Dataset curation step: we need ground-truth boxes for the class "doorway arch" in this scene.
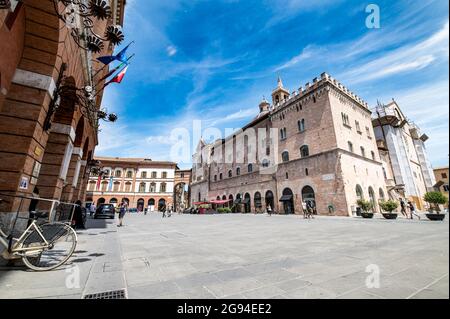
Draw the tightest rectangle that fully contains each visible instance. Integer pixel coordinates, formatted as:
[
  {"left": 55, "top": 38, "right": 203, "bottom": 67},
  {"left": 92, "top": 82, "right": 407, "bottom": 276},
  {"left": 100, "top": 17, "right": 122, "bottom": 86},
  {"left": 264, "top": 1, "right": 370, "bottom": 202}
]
[
  {"left": 137, "top": 199, "right": 145, "bottom": 212},
  {"left": 158, "top": 199, "right": 167, "bottom": 212},
  {"left": 265, "top": 191, "right": 274, "bottom": 211},
  {"left": 281, "top": 188, "right": 294, "bottom": 214},
  {"left": 244, "top": 193, "right": 251, "bottom": 213}
]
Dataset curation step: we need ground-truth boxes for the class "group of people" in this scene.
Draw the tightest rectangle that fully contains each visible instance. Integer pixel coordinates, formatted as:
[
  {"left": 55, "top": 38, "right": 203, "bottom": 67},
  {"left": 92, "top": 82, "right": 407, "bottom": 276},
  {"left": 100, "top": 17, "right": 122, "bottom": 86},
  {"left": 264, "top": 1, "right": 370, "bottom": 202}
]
[
  {"left": 400, "top": 198, "right": 421, "bottom": 220},
  {"left": 266, "top": 201, "right": 317, "bottom": 219}
]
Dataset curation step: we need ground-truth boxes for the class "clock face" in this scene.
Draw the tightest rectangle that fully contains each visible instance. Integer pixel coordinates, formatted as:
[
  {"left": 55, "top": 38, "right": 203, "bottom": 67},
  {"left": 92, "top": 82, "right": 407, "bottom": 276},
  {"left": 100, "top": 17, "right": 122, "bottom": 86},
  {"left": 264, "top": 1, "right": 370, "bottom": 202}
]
[{"left": 85, "top": 86, "right": 93, "bottom": 93}]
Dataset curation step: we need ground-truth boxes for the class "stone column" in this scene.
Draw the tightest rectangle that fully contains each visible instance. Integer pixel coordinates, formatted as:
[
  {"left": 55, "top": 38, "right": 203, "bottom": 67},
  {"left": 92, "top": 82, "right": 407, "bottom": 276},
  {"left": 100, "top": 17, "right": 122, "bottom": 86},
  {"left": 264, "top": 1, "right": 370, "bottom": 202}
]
[{"left": 36, "top": 123, "right": 75, "bottom": 200}]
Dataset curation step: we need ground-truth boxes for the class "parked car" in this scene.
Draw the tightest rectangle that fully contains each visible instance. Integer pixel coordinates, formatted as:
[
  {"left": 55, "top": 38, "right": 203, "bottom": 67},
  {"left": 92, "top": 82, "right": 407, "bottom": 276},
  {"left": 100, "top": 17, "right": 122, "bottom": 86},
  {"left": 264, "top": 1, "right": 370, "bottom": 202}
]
[{"left": 95, "top": 204, "right": 116, "bottom": 219}]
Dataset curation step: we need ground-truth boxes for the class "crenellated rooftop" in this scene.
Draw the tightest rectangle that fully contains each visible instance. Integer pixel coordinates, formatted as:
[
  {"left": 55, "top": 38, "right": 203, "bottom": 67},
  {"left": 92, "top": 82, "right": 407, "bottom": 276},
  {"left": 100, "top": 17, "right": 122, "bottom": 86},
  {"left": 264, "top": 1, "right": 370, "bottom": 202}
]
[{"left": 271, "top": 72, "right": 370, "bottom": 114}]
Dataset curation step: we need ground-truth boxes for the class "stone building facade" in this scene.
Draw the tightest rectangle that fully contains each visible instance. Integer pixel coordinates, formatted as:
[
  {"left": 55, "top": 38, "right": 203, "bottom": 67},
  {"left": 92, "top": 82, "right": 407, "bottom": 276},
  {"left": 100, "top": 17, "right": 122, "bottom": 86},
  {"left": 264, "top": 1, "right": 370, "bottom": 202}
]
[
  {"left": 191, "top": 74, "right": 388, "bottom": 216},
  {"left": 0, "top": 1, "right": 126, "bottom": 217},
  {"left": 373, "top": 101, "right": 436, "bottom": 210},
  {"left": 433, "top": 167, "right": 449, "bottom": 202},
  {"left": 86, "top": 157, "right": 191, "bottom": 212}
]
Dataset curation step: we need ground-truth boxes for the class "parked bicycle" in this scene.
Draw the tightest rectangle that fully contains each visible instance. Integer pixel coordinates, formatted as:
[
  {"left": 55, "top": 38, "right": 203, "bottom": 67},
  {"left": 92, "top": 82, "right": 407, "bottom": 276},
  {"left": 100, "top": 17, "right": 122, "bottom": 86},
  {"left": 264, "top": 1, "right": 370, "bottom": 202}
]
[{"left": 0, "top": 195, "right": 78, "bottom": 271}]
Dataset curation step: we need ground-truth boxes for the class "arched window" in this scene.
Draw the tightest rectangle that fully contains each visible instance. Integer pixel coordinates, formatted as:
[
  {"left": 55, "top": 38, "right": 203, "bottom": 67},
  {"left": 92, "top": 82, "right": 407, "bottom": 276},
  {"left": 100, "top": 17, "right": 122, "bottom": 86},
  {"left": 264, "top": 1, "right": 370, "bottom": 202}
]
[
  {"left": 115, "top": 170, "right": 122, "bottom": 178},
  {"left": 125, "top": 182, "right": 132, "bottom": 192},
  {"left": 236, "top": 167, "right": 241, "bottom": 176},
  {"left": 262, "top": 159, "right": 270, "bottom": 168},
  {"left": 361, "top": 147, "right": 366, "bottom": 157},
  {"left": 101, "top": 181, "right": 108, "bottom": 191},
  {"left": 162, "top": 172, "right": 168, "bottom": 179},
  {"left": 219, "top": 173, "right": 223, "bottom": 180},
  {"left": 160, "top": 183, "right": 167, "bottom": 193},
  {"left": 141, "top": 171, "right": 147, "bottom": 179},
  {"left": 228, "top": 170, "right": 232, "bottom": 178},
  {"left": 356, "top": 185, "right": 364, "bottom": 201},
  {"left": 282, "top": 151, "right": 290, "bottom": 162},
  {"left": 126, "top": 170, "right": 133, "bottom": 178},
  {"left": 150, "top": 182, "right": 156, "bottom": 192},
  {"left": 148, "top": 198, "right": 155, "bottom": 206},
  {"left": 280, "top": 128, "right": 287, "bottom": 140},
  {"left": 248, "top": 164, "right": 253, "bottom": 173},
  {"left": 151, "top": 171, "right": 157, "bottom": 179},
  {"left": 300, "top": 145, "right": 310, "bottom": 158},
  {"left": 348, "top": 141, "right": 354, "bottom": 153},
  {"left": 368, "top": 187, "right": 376, "bottom": 210},
  {"left": 139, "top": 182, "right": 146, "bottom": 193},
  {"left": 298, "top": 119, "right": 306, "bottom": 132},
  {"left": 379, "top": 188, "right": 385, "bottom": 202},
  {"left": 113, "top": 182, "right": 120, "bottom": 192}
]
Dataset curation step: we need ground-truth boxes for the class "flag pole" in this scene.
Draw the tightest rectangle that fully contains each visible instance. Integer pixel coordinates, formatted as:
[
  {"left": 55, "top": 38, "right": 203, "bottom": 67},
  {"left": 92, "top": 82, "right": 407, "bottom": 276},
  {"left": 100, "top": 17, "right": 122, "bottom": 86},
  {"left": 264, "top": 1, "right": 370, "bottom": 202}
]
[
  {"left": 92, "top": 63, "right": 130, "bottom": 98},
  {"left": 94, "top": 54, "right": 135, "bottom": 88},
  {"left": 92, "top": 41, "right": 135, "bottom": 78}
]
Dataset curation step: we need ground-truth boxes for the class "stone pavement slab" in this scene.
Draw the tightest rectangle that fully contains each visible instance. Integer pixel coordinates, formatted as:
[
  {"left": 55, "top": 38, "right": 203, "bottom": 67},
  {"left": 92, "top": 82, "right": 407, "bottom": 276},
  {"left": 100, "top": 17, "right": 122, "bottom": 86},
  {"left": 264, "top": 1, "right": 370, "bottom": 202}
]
[{"left": 0, "top": 213, "right": 448, "bottom": 299}]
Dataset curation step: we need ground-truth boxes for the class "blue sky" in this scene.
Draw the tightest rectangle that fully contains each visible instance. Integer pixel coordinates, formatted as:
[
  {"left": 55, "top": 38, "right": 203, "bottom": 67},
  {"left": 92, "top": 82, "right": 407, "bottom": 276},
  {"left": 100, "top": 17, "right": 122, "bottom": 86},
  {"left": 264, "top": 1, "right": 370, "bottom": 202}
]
[{"left": 97, "top": 0, "right": 449, "bottom": 169}]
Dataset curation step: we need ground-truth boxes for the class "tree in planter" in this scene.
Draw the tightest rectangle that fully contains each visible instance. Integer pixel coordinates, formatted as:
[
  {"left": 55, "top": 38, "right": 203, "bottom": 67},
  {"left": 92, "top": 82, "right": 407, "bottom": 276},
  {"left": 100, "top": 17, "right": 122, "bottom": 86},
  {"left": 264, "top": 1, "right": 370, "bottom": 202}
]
[
  {"left": 424, "top": 192, "right": 448, "bottom": 214},
  {"left": 379, "top": 200, "right": 399, "bottom": 214},
  {"left": 357, "top": 199, "right": 374, "bottom": 214}
]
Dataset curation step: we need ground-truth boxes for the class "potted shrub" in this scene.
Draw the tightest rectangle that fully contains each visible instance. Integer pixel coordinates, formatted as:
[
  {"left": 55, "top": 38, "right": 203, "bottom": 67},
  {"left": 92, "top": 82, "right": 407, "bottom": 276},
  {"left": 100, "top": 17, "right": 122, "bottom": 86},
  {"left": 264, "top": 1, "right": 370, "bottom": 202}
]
[
  {"left": 379, "top": 200, "right": 399, "bottom": 220},
  {"left": 424, "top": 192, "right": 448, "bottom": 221},
  {"left": 357, "top": 199, "right": 374, "bottom": 219}
]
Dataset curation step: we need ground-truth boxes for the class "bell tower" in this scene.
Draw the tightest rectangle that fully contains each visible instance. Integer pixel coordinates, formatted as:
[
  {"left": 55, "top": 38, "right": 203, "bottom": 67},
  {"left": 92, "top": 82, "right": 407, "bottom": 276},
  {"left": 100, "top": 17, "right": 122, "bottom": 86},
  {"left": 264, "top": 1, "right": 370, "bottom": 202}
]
[
  {"left": 271, "top": 76, "right": 290, "bottom": 106},
  {"left": 259, "top": 96, "right": 270, "bottom": 113}
]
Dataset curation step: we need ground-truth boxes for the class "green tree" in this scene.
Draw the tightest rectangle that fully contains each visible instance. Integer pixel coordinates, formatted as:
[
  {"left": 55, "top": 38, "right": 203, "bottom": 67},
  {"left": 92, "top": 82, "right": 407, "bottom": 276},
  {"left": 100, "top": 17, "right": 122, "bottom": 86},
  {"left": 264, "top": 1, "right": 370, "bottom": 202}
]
[
  {"left": 357, "top": 199, "right": 374, "bottom": 213},
  {"left": 424, "top": 192, "right": 448, "bottom": 214},
  {"left": 379, "top": 200, "right": 399, "bottom": 213}
]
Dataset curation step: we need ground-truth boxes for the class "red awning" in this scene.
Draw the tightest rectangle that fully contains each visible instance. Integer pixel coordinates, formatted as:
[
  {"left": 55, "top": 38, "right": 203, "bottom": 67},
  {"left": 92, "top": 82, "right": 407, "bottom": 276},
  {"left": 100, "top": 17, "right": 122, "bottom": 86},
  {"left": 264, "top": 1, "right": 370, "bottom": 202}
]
[
  {"left": 210, "top": 200, "right": 231, "bottom": 205},
  {"left": 193, "top": 202, "right": 210, "bottom": 205}
]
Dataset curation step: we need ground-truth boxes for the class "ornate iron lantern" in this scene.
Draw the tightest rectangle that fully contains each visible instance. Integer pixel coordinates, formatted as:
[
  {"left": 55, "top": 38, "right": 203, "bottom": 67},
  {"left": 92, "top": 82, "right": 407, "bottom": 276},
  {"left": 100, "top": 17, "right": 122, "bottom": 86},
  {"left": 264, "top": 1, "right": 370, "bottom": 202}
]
[
  {"left": 0, "top": 0, "right": 11, "bottom": 10},
  {"left": 51, "top": 0, "right": 125, "bottom": 52},
  {"left": 44, "top": 63, "right": 119, "bottom": 133}
]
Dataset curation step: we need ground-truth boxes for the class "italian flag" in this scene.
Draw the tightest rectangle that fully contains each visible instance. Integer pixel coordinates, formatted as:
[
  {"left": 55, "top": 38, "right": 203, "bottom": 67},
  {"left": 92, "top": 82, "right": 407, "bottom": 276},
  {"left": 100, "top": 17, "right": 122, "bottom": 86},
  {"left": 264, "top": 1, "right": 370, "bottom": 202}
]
[{"left": 107, "top": 66, "right": 128, "bottom": 85}]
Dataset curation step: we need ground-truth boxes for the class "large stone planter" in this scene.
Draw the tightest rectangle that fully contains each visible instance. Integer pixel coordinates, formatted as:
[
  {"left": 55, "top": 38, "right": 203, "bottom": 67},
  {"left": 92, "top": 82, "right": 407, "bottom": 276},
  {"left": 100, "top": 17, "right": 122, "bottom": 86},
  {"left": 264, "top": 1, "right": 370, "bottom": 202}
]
[
  {"left": 361, "top": 212, "right": 374, "bottom": 219},
  {"left": 382, "top": 213, "right": 398, "bottom": 220},
  {"left": 426, "top": 214, "right": 446, "bottom": 221}
]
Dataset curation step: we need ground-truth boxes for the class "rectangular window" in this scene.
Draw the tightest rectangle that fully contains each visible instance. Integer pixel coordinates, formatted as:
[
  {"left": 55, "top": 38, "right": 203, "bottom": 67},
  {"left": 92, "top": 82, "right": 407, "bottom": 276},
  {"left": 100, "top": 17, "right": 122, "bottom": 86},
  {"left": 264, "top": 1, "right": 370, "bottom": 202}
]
[
  {"left": 442, "top": 173, "right": 448, "bottom": 179},
  {"left": 356, "top": 121, "right": 361, "bottom": 133},
  {"left": 443, "top": 185, "right": 449, "bottom": 192},
  {"left": 366, "top": 127, "right": 372, "bottom": 139}
]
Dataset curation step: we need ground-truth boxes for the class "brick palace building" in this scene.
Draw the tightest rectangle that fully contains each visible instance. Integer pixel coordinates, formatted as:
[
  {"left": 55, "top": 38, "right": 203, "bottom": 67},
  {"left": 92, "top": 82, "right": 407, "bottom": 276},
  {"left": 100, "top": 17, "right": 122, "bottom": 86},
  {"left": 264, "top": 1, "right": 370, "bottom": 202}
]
[
  {"left": 86, "top": 157, "right": 192, "bottom": 212},
  {"left": 0, "top": 1, "right": 126, "bottom": 221},
  {"left": 191, "top": 74, "right": 389, "bottom": 216}
]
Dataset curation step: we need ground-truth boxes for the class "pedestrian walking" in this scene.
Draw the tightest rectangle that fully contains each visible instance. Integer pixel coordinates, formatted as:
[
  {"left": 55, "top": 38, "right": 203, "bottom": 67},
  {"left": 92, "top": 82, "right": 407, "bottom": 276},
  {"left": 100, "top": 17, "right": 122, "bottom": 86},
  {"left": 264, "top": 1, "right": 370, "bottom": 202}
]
[
  {"left": 302, "top": 201, "right": 308, "bottom": 219},
  {"left": 89, "top": 203, "right": 96, "bottom": 217},
  {"left": 118, "top": 200, "right": 128, "bottom": 227},
  {"left": 167, "top": 205, "right": 173, "bottom": 218},
  {"left": 408, "top": 201, "right": 421, "bottom": 220},
  {"left": 400, "top": 198, "right": 408, "bottom": 217},
  {"left": 72, "top": 200, "right": 86, "bottom": 229},
  {"left": 162, "top": 205, "right": 167, "bottom": 218},
  {"left": 306, "top": 201, "right": 315, "bottom": 219},
  {"left": 267, "top": 204, "right": 273, "bottom": 216}
]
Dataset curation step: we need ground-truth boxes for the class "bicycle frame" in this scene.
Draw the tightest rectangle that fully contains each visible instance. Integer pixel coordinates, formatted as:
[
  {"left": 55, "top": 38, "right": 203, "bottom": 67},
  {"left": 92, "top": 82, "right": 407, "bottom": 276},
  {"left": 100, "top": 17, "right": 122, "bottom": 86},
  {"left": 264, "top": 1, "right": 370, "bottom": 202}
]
[{"left": 0, "top": 219, "right": 50, "bottom": 257}]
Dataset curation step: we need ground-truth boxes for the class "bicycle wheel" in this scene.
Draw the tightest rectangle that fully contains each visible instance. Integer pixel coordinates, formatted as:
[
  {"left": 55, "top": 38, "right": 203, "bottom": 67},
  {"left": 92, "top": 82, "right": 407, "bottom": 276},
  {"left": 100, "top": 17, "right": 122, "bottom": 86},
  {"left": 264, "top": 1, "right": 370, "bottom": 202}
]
[{"left": 21, "top": 223, "right": 77, "bottom": 271}]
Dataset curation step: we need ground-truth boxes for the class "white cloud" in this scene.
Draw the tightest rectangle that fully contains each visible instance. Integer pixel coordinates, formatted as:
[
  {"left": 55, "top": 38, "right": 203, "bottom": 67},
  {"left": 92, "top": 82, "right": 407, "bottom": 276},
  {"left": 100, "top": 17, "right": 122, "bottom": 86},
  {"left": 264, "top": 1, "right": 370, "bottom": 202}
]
[
  {"left": 340, "top": 20, "right": 449, "bottom": 84},
  {"left": 166, "top": 45, "right": 177, "bottom": 57}
]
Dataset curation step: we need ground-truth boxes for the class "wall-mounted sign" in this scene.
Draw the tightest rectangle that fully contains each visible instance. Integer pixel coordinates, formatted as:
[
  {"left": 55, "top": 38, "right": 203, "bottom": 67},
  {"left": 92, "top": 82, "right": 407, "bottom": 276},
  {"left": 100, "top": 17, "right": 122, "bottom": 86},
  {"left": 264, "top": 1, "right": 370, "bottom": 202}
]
[
  {"left": 32, "top": 161, "right": 42, "bottom": 178},
  {"left": 19, "top": 176, "right": 29, "bottom": 190},
  {"left": 34, "top": 146, "right": 43, "bottom": 157}
]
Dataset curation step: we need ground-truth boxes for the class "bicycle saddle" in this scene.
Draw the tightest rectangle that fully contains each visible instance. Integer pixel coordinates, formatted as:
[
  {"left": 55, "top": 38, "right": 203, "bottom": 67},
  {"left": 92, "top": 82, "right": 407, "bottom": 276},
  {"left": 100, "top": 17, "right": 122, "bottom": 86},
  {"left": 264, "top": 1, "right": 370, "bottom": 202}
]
[{"left": 30, "top": 211, "right": 49, "bottom": 219}]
